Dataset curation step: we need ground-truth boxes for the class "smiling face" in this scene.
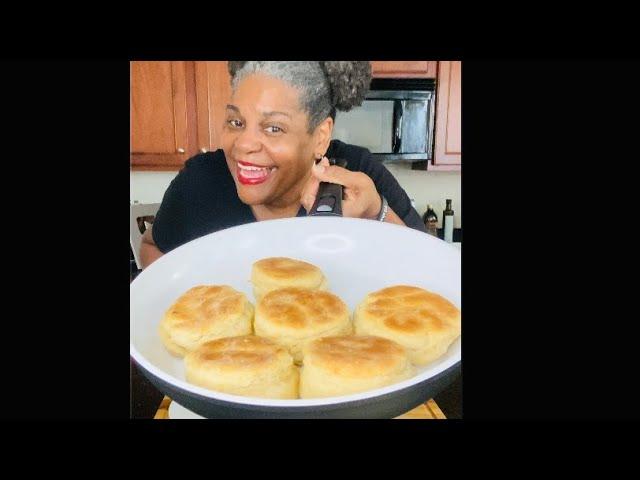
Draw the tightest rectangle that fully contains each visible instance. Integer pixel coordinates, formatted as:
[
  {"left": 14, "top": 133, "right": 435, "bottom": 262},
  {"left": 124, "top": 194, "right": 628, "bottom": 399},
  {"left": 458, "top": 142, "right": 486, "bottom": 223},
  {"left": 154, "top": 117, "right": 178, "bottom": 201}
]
[{"left": 221, "top": 74, "right": 332, "bottom": 209}]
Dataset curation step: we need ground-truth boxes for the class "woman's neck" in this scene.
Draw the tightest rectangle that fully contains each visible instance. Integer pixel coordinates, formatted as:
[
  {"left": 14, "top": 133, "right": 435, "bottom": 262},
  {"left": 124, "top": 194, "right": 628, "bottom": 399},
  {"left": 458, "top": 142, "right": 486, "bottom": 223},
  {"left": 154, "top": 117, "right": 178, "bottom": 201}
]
[
  {"left": 251, "top": 202, "right": 302, "bottom": 221},
  {"left": 250, "top": 169, "right": 312, "bottom": 221}
]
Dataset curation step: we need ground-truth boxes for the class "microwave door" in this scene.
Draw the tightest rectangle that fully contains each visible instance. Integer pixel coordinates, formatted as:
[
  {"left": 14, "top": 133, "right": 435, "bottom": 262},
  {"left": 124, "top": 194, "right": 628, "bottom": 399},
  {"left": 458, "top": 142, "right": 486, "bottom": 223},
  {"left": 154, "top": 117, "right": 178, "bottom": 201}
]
[
  {"left": 392, "top": 100, "right": 402, "bottom": 153},
  {"left": 331, "top": 100, "right": 394, "bottom": 153},
  {"left": 399, "top": 100, "right": 428, "bottom": 154}
]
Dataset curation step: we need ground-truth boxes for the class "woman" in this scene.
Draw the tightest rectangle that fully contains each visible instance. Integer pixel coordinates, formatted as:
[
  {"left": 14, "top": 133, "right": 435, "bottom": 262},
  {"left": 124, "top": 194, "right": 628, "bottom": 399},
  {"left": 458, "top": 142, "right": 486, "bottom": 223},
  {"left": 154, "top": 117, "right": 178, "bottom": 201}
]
[{"left": 140, "top": 61, "right": 425, "bottom": 268}]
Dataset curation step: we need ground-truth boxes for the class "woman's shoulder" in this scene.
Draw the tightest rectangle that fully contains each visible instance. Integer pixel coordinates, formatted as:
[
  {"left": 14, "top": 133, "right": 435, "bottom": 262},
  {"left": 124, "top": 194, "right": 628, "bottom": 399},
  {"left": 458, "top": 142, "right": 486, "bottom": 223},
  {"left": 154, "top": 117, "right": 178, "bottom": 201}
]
[
  {"left": 174, "top": 149, "right": 231, "bottom": 186},
  {"left": 182, "top": 149, "right": 227, "bottom": 174},
  {"left": 327, "top": 139, "right": 380, "bottom": 173},
  {"left": 327, "top": 139, "right": 369, "bottom": 162}
]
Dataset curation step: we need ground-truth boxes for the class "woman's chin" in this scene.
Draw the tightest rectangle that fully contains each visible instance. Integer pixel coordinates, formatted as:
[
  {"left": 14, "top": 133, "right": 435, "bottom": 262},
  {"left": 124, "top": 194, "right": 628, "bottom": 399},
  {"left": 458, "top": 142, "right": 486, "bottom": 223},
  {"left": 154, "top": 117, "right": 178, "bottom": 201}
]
[{"left": 236, "top": 185, "right": 271, "bottom": 206}]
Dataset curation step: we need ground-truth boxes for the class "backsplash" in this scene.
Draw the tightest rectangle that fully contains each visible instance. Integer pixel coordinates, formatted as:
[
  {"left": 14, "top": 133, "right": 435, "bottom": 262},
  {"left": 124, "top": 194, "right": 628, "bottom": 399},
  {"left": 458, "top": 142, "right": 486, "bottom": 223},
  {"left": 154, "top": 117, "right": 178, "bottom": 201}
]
[
  {"left": 130, "top": 171, "right": 177, "bottom": 204},
  {"left": 131, "top": 163, "right": 461, "bottom": 229},
  {"left": 383, "top": 163, "right": 461, "bottom": 228}
]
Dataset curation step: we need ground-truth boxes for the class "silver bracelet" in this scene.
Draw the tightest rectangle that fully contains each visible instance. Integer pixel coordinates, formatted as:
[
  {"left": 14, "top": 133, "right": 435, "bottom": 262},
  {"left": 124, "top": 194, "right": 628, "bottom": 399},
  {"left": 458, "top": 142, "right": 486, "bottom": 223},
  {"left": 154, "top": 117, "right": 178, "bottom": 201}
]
[{"left": 376, "top": 194, "right": 388, "bottom": 222}]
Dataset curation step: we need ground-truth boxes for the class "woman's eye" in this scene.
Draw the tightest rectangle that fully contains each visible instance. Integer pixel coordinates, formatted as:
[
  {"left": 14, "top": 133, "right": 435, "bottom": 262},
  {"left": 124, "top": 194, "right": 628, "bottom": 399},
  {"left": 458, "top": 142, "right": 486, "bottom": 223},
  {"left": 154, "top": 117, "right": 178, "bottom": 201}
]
[
  {"left": 228, "top": 119, "right": 243, "bottom": 128},
  {"left": 265, "top": 126, "right": 283, "bottom": 133}
]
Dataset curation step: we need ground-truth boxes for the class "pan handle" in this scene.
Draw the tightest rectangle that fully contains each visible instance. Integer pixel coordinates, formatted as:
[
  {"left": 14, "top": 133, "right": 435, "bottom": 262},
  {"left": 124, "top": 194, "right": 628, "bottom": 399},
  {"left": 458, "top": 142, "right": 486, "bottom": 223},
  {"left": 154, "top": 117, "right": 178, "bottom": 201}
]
[
  {"left": 308, "top": 157, "right": 348, "bottom": 217},
  {"left": 309, "top": 182, "right": 343, "bottom": 216}
]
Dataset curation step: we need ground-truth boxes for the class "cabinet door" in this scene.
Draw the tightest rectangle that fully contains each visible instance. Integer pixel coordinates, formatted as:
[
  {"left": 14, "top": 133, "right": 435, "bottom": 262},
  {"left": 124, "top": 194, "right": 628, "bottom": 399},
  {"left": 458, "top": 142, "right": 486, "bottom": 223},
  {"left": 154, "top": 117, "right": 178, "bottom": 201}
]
[
  {"left": 195, "top": 61, "right": 232, "bottom": 153},
  {"left": 433, "top": 61, "right": 461, "bottom": 168},
  {"left": 130, "top": 61, "right": 197, "bottom": 170},
  {"left": 371, "top": 61, "right": 437, "bottom": 78}
]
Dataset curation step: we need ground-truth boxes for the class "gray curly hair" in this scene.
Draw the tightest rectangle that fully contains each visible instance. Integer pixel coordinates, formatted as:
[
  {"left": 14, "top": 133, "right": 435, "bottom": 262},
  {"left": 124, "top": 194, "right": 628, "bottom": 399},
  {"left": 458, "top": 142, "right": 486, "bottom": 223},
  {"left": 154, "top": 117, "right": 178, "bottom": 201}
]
[{"left": 228, "top": 61, "right": 371, "bottom": 133}]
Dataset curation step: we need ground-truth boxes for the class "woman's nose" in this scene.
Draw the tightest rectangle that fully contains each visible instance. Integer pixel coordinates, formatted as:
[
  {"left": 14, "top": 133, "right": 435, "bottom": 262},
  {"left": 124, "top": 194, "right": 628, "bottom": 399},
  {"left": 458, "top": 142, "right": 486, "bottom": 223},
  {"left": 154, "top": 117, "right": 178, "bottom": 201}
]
[{"left": 233, "top": 127, "right": 262, "bottom": 155}]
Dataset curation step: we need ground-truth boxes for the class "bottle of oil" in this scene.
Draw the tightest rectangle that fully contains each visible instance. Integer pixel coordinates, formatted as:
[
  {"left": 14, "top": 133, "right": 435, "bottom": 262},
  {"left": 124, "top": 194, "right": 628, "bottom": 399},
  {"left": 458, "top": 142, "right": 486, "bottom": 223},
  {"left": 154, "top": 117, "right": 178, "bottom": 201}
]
[
  {"left": 422, "top": 205, "right": 438, "bottom": 237},
  {"left": 443, "top": 199, "right": 454, "bottom": 243}
]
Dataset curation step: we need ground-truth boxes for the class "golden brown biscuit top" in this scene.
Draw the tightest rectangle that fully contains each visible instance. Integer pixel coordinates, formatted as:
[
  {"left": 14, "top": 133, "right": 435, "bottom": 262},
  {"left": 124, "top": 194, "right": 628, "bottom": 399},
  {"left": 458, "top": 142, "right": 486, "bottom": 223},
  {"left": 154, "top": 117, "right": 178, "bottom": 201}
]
[
  {"left": 362, "top": 285, "right": 460, "bottom": 334},
  {"left": 187, "top": 335, "right": 288, "bottom": 371},
  {"left": 258, "top": 287, "right": 348, "bottom": 330},
  {"left": 252, "top": 257, "right": 322, "bottom": 281},
  {"left": 305, "top": 335, "right": 409, "bottom": 377},
  {"left": 164, "top": 285, "right": 247, "bottom": 332}
]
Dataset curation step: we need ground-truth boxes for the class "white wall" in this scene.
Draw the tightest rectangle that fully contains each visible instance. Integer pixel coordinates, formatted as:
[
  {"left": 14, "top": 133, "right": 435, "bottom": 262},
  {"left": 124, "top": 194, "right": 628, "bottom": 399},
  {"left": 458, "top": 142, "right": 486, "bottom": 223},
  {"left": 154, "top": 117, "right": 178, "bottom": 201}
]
[
  {"left": 384, "top": 163, "right": 461, "bottom": 228},
  {"left": 130, "top": 171, "right": 178, "bottom": 204},
  {"left": 130, "top": 164, "right": 461, "bottom": 228}
]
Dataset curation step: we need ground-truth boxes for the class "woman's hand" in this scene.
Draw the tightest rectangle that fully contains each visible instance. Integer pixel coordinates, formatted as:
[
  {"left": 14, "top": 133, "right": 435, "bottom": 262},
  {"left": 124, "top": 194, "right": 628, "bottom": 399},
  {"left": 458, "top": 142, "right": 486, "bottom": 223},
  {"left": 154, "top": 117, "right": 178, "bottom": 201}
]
[{"left": 301, "top": 157, "right": 382, "bottom": 219}]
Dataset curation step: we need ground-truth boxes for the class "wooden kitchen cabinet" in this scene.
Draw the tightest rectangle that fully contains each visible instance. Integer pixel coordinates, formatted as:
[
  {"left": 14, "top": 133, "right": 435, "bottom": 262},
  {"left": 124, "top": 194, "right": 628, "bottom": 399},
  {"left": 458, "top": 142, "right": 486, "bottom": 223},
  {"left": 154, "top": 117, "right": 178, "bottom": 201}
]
[
  {"left": 371, "top": 61, "right": 437, "bottom": 78},
  {"left": 194, "top": 61, "right": 232, "bottom": 154},
  {"left": 130, "top": 61, "right": 199, "bottom": 170},
  {"left": 131, "top": 61, "right": 231, "bottom": 171},
  {"left": 432, "top": 61, "right": 461, "bottom": 169}
]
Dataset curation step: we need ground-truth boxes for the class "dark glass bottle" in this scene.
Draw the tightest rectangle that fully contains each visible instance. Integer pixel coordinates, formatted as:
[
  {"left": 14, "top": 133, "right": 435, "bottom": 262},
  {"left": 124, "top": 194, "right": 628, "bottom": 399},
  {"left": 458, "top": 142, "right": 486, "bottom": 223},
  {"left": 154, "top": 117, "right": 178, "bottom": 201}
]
[
  {"left": 443, "top": 199, "right": 454, "bottom": 243},
  {"left": 422, "top": 205, "right": 438, "bottom": 237}
]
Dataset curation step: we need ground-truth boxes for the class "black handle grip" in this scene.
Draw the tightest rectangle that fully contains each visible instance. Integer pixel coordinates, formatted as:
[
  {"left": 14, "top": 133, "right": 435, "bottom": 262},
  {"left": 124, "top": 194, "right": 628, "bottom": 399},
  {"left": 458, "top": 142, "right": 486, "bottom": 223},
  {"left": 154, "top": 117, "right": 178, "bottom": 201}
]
[
  {"left": 309, "top": 182, "right": 343, "bottom": 216},
  {"left": 308, "top": 157, "right": 348, "bottom": 217}
]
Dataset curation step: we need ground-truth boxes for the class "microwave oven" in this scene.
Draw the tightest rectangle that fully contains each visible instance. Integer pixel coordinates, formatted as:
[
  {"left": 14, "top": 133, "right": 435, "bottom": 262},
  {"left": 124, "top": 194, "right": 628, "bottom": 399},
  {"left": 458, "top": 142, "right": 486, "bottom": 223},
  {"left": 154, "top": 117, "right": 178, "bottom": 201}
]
[{"left": 331, "top": 79, "right": 436, "bottom": 162}]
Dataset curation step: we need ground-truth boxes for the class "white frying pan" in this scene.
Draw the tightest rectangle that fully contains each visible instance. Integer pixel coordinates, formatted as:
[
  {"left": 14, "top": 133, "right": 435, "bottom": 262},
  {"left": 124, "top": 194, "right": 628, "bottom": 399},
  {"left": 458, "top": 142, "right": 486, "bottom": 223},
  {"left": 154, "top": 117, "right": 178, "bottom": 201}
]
[{"left": 129, "top": 216, "right": 461, "bottom": 418}]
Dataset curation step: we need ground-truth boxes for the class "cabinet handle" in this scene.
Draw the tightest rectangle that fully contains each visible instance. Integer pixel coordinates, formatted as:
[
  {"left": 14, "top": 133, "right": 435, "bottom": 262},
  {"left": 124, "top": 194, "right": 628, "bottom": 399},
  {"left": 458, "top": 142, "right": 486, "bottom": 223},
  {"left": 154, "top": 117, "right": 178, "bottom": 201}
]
[
  {"left": 177, "top": 147, "right": 185, "bottom": 153},
  {"left": 201, "top": 148, "right": 208, "bottom": 153}
]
